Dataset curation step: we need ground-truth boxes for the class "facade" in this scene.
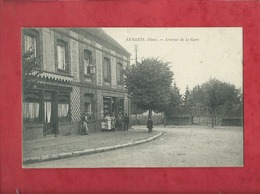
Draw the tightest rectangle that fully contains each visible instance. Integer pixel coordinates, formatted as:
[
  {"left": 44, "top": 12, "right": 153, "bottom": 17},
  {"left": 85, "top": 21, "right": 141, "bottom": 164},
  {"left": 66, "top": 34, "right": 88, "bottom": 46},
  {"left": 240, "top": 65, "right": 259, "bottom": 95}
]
[{"left": 22, "top": 28, "right": 131, "bottom": 140}]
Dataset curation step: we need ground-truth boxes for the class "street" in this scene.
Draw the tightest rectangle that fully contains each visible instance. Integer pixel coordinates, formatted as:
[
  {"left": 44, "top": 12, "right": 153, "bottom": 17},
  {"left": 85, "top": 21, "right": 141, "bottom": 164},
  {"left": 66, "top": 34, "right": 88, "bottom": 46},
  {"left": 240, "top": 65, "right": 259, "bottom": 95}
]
[{"left": 26, "top": 125, "right": 243, "bottom": 168}]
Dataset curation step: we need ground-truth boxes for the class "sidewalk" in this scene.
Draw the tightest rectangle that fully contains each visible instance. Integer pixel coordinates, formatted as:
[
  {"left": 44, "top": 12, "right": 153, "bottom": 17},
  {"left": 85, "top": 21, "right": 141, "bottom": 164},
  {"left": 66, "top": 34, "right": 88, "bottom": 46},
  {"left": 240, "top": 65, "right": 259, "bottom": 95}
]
[{"left": 23, "top": 127, "right": 162, "bottom": 164}]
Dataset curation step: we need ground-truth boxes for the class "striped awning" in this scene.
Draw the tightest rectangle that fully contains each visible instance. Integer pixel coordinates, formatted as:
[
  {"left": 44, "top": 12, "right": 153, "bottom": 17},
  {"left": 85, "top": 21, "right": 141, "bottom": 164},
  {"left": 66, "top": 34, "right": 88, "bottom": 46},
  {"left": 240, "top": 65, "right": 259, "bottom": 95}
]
[
  {"left": 30, "top": 70, "right": 73, "bottom": 83},
  {"left": 27, "top": 70, "right": 73, "bottom": 90}
]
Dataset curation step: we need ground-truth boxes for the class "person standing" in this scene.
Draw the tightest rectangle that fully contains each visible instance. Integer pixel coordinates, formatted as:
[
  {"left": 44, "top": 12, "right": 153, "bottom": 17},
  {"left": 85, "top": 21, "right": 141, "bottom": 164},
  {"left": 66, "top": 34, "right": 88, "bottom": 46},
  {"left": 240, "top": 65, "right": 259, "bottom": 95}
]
[
  {"left": 105, "top": 114, "right": 112, "bottom": 131},
  {"left": 85, "top": 113, "right": 90, "bottom": 133},
  {"left": 81, "top": 113, "right": 88, "bottom": 135},
  {"left": 117, "top": 112, "right": 123, "bottom": 130},
  {"left": 111, "top": 113, "right": 116, "bottom": 131},
  {"left": 147, "top": 118, "right": 153, "bottom": 133},
  {"left": 123, "top": 113, "right": 129, "bottom": 131}
]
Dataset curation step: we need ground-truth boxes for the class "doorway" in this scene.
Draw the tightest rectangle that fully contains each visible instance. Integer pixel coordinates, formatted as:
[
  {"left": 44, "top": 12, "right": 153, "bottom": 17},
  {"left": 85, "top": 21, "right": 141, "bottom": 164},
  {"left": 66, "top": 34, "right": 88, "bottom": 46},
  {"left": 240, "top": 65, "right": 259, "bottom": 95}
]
[{"left": 43, "top": 91, "right": 58, "bottom": 136}]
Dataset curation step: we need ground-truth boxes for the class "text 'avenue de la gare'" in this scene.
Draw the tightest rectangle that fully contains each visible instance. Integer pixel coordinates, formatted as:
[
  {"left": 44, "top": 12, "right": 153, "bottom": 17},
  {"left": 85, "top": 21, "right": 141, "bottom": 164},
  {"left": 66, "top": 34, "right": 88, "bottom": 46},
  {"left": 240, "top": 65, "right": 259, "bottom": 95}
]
[{"left": 126, "top": 37, "right": 200, "bottom": 42}]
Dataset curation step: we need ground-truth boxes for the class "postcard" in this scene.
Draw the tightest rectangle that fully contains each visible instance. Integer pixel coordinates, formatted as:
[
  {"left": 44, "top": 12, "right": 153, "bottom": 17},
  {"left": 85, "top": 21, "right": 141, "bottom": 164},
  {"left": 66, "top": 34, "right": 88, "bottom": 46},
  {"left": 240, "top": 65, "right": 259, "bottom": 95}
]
[{"left": 22, "top": 27, "right": 243, "bottom": 168}]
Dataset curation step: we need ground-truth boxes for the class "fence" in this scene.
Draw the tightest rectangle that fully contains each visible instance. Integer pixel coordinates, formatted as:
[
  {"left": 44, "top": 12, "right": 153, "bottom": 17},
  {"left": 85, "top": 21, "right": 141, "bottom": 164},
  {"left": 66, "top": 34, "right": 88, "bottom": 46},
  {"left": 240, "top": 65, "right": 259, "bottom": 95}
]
[
  {"left": 222, "top": 118, "right": 243, "bottom": 126},
  {"left": 130, "top": 114, "right": 243, "bottom": 127}
]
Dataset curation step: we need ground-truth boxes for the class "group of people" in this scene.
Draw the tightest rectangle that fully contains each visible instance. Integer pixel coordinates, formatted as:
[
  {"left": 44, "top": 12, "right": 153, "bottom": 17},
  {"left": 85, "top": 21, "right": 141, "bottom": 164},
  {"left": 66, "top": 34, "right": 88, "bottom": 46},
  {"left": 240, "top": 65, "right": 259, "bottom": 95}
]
[
  {"left": 101, "top": 112, "right": 129, "bottom": 132},
  {"left": 81, "top": 111, "right": 154, "bottom": 134}
]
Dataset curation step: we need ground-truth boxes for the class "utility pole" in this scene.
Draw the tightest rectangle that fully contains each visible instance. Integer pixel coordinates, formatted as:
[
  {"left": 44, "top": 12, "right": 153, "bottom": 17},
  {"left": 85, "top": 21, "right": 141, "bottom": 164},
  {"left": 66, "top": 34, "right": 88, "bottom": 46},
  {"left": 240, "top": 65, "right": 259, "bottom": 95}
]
[
  {"left": 135, "top": 44, "right": 138, "bottom": 65},
  {"left": 134, "top": 44, "right": 138, "bottom": 124}
]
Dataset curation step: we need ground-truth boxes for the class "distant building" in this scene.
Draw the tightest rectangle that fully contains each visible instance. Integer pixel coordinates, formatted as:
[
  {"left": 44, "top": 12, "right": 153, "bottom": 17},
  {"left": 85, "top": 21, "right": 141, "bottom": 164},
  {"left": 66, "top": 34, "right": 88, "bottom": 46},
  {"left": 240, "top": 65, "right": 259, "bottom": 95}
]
[{"left": 22, "top": 28, "right": 131, "bottom": 140}]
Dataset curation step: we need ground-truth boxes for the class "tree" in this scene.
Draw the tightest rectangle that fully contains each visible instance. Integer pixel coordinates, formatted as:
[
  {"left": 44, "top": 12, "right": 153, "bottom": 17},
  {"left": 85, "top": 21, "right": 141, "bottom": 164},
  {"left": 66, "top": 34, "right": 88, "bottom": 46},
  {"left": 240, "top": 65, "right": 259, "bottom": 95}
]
[
  {"left": 183, "top": 85, "right": 191, "bottom": 107},
  {"left": 124, "top": 58, "right": 173, "bottom": 119},
  {"left": 189, "top": 85, "right": 207, "bottom": 119},
  {"left": 164, "top": 82, "right": 182, "bottom": 116},
  {"left": 131, "top": 101, "right": 146, "bottom": 124},
  {"left": 200, "top": 78, "right": 241, "bottom": 127}
]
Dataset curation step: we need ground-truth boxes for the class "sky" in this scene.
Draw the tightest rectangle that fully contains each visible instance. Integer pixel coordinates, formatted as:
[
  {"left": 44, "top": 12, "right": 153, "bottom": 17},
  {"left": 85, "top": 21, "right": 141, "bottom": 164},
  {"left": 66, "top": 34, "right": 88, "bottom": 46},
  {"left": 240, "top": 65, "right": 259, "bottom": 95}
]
[{"left": 103, "top": 27, "right": 243, "bottom": 94}]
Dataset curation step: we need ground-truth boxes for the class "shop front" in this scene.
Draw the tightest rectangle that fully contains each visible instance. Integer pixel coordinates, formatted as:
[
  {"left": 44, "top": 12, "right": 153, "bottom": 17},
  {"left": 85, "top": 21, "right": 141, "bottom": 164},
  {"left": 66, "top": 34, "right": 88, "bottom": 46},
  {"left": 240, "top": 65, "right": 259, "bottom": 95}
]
[
  {"left": 103, "top": 96, "right": 124, "bottom": 118},
  {"left": 22, "top": 71, "right": 73, "bottom": 140}
]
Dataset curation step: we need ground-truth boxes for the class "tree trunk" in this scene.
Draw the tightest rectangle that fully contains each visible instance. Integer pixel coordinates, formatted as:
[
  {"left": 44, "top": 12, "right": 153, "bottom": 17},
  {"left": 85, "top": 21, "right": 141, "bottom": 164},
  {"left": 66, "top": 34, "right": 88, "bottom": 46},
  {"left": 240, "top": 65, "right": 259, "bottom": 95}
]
[
  {"left": 148, "top": 109, "right": 152, "bottom": 119},
  {"left": 212, "top": 108, "right": 216, "bottom": 128},
  {"left": 162, "top": 112, "right": 166, "bottom": 125},
  {"left": 135, "top": 114, "right": 138, "bottom": 125}
]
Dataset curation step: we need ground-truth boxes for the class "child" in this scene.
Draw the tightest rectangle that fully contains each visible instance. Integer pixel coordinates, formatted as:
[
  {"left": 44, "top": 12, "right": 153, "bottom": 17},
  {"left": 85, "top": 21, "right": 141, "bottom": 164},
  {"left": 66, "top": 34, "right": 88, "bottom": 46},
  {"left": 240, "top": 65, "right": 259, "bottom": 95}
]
[{"left": 101, "top": 119, "right": 107, "bottom": 131}]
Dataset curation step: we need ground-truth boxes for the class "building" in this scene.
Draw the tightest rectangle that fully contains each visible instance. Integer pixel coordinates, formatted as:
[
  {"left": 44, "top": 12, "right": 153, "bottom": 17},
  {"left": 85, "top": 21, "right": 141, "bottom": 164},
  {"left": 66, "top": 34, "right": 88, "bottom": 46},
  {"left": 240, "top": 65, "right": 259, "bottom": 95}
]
[{"left": 22, "top": 28, "right": 131, "bottom": 140}]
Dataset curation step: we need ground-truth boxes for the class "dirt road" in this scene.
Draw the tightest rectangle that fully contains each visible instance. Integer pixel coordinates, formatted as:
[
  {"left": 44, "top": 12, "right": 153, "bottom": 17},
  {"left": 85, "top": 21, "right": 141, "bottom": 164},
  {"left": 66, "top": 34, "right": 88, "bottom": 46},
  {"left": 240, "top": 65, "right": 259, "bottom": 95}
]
[{"left": 26, "top": 125, "right": 243, "bottom": 168}]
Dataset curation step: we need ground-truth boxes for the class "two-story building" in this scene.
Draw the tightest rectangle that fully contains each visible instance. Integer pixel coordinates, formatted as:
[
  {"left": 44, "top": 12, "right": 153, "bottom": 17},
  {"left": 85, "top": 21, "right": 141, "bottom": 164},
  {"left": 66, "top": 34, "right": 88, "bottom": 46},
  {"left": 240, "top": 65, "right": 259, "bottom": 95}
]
[{"left": 22, "top": 28, "right": 131, "bottom": 140}]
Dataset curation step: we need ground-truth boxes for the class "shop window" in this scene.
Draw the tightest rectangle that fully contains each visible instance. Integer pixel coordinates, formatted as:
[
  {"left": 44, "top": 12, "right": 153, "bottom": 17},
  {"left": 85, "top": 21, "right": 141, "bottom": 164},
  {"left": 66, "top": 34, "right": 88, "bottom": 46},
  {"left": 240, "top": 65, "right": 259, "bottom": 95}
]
[
  {"left": 58, "top": 92, "right": 70, "bottom": 122},
  {"left": 103, "top": 58, "right": 111, "bottom": 82},
  {"left": 117, "top": 98, "right": 124, "bottom": 114},
  {"left": 117, "top": 63, "right": 124, "bottom": 84},
  {"left": 103, "top": 97, "right": 124, "bottom": 118},
  {"left": 23, "top": 90, "right": 41, "bottom": 124},
  {"left": 84, "top": 50, "right": 95, "bottom": 76},
  {"left": 103, "top": 97, "right": 112, "bottom": 117},
  {"left": 44, "top": 91, "right": 53, "bottom": 124},
  {"left": 57, "top": 40, "right": 68, "bottom": 72}
]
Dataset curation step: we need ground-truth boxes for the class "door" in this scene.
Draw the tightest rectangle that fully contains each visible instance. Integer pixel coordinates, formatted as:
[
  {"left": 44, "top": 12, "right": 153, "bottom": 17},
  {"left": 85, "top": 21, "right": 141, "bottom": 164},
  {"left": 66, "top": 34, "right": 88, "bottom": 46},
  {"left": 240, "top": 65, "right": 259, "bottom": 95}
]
[{"left": 44, "top": 91, "right": 58, "bottom": 136}]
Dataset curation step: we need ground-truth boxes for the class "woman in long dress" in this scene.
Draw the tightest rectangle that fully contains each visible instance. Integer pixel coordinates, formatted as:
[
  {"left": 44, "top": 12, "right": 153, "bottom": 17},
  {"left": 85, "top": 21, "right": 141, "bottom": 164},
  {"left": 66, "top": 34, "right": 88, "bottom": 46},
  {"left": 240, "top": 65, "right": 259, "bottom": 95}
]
[
  {"left": 111, "top": 113, "right": 116, "bottom": 131},
  {"left": 105, "top": 115, "right": 112, "bottom": 131}
]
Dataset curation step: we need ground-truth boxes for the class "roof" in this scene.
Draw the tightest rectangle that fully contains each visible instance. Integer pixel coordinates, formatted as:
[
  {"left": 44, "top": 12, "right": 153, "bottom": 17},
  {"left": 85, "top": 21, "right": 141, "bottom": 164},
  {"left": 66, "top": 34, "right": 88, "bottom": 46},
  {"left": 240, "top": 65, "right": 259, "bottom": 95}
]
[{"left": 79, "top": 28, "right": 131, "bottom": 57}]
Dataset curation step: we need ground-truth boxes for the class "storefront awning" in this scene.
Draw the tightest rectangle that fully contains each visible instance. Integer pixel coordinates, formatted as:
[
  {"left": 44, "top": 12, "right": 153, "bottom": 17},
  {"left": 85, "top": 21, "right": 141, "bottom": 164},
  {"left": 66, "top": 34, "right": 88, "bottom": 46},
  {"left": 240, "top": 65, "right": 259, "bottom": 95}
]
[
  {"left": 28, "top": 70, "right": 73, "bottom": 91},
  {"left": 30, "top": 70, "right": 73, "bottom": 83}
]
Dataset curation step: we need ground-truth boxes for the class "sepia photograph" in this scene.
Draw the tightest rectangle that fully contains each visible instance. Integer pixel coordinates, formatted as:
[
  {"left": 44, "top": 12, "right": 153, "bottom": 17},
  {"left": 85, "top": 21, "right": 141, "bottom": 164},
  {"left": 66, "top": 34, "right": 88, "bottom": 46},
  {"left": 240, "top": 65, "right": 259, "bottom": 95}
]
[{"left": 22, "top": 27, "right": 243, "bottom": 168}]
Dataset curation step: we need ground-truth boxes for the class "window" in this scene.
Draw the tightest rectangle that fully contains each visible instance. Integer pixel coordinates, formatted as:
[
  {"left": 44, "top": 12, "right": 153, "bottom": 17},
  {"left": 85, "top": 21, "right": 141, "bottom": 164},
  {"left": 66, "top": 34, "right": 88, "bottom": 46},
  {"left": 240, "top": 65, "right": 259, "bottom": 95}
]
[
  {"left": 84, "top": 102, "right": 91, "bottom": 114},
  {"left": 23, "top": 90, "right": 41, "bottom": 123},
  {"left": 103, "top": 58, "right": 111, "bottom": 81},
  {"left": 24, "top": 34, "right": 37, "bottom": 57},
  {"left": 44, "top": 91, "right": 52, "bottom": 124},
  {"left": 84, "top": 94, "right": 94, "bottom": 120},
  {"left": 57, "top": 40, "right": 68, "bottom": 71},
  {"left": 84, "top": 50, "right": 95, "bottom": 76},
  {"left": 58, "top": 92, "right": 70, "bottom": 122},
  {"left": 117, "top": 63, "right": 123, "bottom": 83}
]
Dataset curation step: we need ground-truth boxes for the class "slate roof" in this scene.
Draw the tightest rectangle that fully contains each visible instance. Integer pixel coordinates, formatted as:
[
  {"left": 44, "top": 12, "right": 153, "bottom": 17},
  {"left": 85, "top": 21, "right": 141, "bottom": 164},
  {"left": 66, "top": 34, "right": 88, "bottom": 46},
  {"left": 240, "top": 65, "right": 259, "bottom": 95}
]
[{"left": 78, "top": 28, "right": 131, "bottom": 57}]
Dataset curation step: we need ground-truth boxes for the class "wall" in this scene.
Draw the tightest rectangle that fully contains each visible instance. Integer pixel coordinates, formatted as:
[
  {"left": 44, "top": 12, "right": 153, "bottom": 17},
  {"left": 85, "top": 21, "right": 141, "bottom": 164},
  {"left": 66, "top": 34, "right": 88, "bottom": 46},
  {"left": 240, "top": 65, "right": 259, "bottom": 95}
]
[
  {"left": 23, "top": 122, "right": 78, "bottom": 141},
  {"left": 23, "top": 124, "right": 44, "bottom": 141},
  {"left": 165, "top": 116, "right": 193, "bottom": 125},
  {"left": 193, "top": 116, "right": 222, "bottom": 126},
  {"left": 59, "top": 122, "right": 79, "bottom": 136},
  {"left": 70, "top": 38, "right": 80, "bottom": 82},
  {"left": 42, "top": 28, "right": 55, "bottom": 72},
  {"left": 130, "top": 114, "right": 164, "bottom": 125},
  {"left": 70, "top": 86, "right": 81, "bottom": 122}
]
